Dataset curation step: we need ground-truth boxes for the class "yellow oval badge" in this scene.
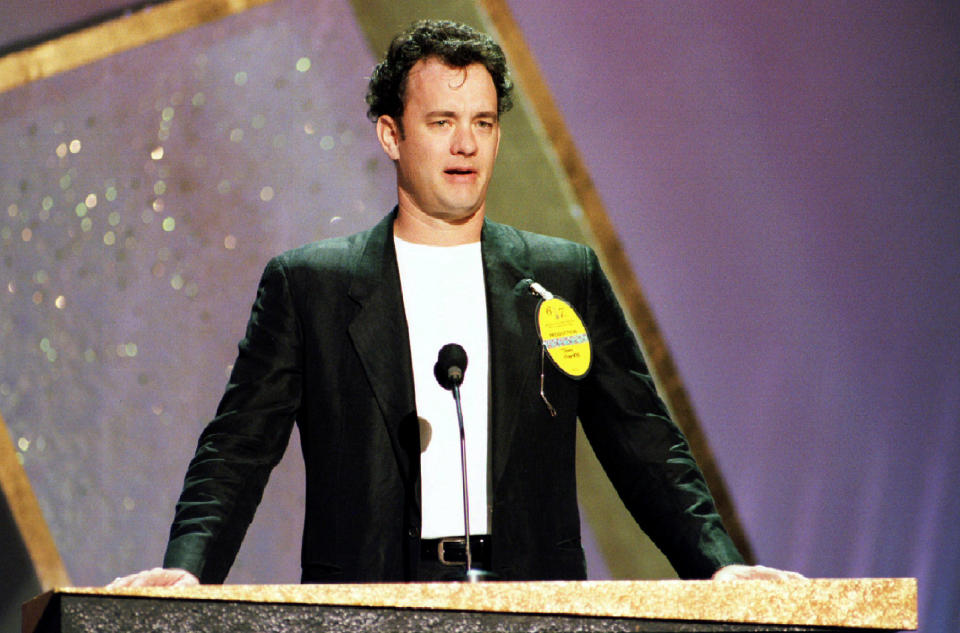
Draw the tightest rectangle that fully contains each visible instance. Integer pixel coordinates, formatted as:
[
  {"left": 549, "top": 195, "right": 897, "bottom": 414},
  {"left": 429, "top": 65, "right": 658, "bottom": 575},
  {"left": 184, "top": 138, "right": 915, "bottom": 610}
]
[{"left": 536, "top": 297, "right": 591, "bottom": 378}]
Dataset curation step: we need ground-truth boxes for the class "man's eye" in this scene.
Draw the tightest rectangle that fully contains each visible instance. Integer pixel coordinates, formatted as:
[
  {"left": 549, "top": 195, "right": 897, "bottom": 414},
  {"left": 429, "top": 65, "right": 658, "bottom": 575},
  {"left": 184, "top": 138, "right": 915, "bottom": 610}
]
[
  {"left": 432, "top": 120, "right": 450, "bottom": 127},
  {"left": 477, "top": 120, "right": 495, "bottom": 129}
]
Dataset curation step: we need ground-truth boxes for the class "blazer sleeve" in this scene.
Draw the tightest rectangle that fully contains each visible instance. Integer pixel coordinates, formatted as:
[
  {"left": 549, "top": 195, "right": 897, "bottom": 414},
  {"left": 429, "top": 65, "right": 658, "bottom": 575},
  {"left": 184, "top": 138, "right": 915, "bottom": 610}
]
[
  {"left": 575, "top": 247, "right": 745, "bottom": 579},
  {"left": 163, "top": 255, "right": 302, "bottom": 582}
]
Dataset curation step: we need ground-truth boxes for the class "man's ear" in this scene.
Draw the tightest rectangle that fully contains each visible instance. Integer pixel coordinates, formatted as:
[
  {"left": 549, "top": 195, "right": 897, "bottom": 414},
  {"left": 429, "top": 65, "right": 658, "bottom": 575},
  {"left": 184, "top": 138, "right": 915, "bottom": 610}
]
[{"left": 376, "top": 115, "right": 401, "bottom": 161}]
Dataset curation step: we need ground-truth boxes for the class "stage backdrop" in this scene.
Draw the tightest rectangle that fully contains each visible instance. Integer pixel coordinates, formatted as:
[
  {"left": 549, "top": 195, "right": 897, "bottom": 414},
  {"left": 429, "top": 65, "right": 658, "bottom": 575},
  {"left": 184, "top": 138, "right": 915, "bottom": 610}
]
[{"left": 1, "top": 2, "right": 957, "bottom": 633}]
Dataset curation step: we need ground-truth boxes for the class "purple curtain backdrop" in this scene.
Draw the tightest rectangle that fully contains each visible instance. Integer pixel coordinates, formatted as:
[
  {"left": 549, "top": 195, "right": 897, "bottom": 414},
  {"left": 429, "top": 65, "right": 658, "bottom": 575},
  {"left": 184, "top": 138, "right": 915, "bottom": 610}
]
[{"left": 505, "top": 2, "right": 959, "bottom": 632}]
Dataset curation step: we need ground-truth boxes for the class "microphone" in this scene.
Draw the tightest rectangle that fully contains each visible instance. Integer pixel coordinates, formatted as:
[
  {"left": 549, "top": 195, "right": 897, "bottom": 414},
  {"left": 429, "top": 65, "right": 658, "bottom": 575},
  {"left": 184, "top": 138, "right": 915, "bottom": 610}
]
[
  {"left": 433, "top": 344, "right": 492, "bottom": 581},
  {"left": 434, "top": 343, "right": 467, "bottom": 390}
]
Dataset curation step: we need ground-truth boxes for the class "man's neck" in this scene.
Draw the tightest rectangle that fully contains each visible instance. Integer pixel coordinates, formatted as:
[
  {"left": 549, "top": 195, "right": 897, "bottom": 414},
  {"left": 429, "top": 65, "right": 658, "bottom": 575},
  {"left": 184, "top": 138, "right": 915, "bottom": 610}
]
[{"left": 393, "top": 202, "right": 484, "bottom": 246}]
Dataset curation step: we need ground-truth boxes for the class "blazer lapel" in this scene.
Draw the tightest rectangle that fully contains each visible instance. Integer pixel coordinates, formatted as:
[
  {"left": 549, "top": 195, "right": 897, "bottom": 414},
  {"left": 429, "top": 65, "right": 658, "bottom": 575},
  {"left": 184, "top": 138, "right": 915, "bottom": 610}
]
[
  {"left": 481, "top": 221, "right": 543, "bottom": 489},
  {"left": 347, "top": 211, "right": 419, "bottom": 487}
]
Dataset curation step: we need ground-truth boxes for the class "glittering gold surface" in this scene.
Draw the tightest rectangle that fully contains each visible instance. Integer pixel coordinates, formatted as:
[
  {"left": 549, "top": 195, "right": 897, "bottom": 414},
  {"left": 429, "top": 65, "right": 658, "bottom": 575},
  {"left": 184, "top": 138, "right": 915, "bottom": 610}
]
[
  {"left": 0, "top": 0, "right": 278, "bottom": 95},
  {"left": 55, "top": 579, "right": 916, "bottom": 629},
  {"left": 0, "top": 410, "right": 70, "bottom": 589}
]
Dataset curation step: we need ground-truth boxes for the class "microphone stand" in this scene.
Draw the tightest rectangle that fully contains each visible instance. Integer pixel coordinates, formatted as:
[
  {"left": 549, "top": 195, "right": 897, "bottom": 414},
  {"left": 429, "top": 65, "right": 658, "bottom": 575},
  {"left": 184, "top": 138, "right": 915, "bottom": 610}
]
[
  {"left": 451, "top": 383, "right": 475, "bottom": 576},
  {"left": 436, "top": 344, "right": 495, "bottom": 581}
]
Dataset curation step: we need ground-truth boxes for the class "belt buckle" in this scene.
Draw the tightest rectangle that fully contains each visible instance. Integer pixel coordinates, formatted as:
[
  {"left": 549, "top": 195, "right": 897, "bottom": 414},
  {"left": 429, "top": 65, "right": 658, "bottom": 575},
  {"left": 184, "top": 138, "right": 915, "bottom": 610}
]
[{"left": 437, "top": 537, "right": 465, "bottom": 566}]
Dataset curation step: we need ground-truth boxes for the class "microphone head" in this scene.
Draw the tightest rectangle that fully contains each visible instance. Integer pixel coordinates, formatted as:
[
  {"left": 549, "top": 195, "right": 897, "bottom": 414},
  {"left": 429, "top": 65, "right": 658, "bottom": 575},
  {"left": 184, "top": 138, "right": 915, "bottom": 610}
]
[{"left": 434, "top": 343, "right": 468, "bottom": 390}]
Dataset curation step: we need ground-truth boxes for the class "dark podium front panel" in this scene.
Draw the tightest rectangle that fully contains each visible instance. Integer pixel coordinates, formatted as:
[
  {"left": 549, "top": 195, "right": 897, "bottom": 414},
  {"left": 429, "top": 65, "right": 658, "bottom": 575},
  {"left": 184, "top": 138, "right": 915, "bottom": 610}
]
[{"left": 24, "top": 579, "right": 917, "bottom": 633}]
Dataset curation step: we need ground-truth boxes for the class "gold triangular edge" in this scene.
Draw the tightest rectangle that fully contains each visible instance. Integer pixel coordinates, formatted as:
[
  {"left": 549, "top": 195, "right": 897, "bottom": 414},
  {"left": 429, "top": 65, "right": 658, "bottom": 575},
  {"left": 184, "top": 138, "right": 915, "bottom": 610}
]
[
  {"left": 472, "top": 0, "right": 754, "bottom": 563},
  {"left": 0, "top": 410, "right": 71, "bottom": 589},
  {"left": 0, "top": 0, "right": 277, "bottom": 95}
]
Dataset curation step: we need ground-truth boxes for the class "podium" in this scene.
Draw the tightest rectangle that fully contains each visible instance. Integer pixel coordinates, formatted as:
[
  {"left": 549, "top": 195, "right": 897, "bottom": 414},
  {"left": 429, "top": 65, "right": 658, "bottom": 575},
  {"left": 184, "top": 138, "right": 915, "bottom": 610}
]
[{"left": 23, "top": 579, "right": 917, "bottom": 632}]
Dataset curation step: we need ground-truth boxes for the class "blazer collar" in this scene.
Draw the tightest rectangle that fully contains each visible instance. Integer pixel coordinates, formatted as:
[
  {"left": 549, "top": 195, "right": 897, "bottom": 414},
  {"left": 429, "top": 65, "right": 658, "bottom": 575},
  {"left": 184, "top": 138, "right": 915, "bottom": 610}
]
[
  {"left": 480, "top": 221, "right": 543, "bottom": 489},
  {"left": 346, "top": 210, "right": 418, "bottom": 485},
  {"left": 346, "top": 211, "right": 542, "bottom": 490}
]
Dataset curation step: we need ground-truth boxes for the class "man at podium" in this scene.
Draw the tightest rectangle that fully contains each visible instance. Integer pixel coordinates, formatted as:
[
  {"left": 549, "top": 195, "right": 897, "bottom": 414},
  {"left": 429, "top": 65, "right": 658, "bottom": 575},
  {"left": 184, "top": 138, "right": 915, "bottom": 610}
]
[{"left": 110, "top": 19, "right": 800, "bottom": 587}]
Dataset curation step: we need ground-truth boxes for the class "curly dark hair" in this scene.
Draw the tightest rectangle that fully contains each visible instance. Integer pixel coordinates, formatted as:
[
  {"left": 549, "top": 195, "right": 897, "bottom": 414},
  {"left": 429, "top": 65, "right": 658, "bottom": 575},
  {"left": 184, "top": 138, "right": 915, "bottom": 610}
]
[{"left": 365, "top": 19, "right": 514, "bottom": 127}]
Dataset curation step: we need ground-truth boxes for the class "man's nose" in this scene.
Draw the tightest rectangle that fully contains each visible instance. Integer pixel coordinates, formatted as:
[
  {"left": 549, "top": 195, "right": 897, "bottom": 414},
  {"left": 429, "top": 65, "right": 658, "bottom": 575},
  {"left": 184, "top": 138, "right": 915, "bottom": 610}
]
[{"left": 451, "top": 126, "right": 478, "bottom": 155}]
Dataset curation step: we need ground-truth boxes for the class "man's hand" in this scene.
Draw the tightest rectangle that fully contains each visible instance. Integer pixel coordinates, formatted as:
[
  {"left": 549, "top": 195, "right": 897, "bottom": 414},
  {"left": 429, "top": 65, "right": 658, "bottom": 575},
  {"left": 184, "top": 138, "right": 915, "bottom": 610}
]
[
  {"left": 712, "top": 564, "right": 805, "bottom": 582},
  {"left": 106, "top": 567, "right": 199, "bottom": 589}
]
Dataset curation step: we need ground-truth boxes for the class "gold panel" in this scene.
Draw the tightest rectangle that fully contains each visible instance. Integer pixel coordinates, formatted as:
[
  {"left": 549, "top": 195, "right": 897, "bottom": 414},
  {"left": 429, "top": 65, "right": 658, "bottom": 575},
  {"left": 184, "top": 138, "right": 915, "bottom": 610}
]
[
  {"left": 0, "top": 0, "right": 277, "bottom": 94},
  {"left": 0, "top": 410, "right": 70, "bottom": 589}
]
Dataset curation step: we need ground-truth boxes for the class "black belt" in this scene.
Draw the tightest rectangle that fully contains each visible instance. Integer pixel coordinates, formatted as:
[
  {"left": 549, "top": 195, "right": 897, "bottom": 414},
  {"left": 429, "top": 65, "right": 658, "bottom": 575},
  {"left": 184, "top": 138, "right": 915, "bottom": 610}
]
[{"left": 420, "top": 536, "right": 491, "bottom": 566}]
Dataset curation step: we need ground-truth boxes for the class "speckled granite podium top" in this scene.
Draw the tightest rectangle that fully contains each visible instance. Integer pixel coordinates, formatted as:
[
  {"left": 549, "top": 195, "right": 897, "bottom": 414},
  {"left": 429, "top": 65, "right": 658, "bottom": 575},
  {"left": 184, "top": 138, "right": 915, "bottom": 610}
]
[{"left": 40, "top": 579, "right": 917, "bottom": 630}]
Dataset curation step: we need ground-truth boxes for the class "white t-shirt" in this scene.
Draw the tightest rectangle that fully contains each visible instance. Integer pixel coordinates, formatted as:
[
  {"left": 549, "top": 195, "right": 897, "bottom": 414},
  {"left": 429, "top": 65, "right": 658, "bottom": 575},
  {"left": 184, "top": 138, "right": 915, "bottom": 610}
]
[{"left": 394, "top": 235, "right": 490, "bottom": 538}]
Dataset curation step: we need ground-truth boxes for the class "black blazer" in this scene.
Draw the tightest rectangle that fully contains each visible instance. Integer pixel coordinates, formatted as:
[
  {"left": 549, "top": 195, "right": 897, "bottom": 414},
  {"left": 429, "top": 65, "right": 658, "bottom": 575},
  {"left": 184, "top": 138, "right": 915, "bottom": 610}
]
[{"left": 163, "top": 210, "right": 744, "bottom": 582}]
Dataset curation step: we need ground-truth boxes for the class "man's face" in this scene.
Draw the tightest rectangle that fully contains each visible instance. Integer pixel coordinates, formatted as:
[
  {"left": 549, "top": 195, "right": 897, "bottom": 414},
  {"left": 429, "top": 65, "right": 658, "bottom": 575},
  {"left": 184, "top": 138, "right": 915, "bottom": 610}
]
[{"left": 377, "top": 58, "right": 501, "bottom": 225}]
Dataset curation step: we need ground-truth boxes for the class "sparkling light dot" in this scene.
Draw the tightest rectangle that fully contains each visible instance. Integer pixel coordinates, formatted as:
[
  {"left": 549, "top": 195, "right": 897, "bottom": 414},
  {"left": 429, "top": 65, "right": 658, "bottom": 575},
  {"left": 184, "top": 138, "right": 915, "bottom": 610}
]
[
  {"left": 85, "top": 193, "right": 98, "bottom": 208},
  {"left": 7, "top": 203, "right": 18, "bottom": 217},
  {"left": 103, "top": 231, "right": 116, "bottom": 245},
  {"left": 224, "top": 235, "right": 237, "bottom": 249},
  {"left": 69, "top": 139, "right": 81, "bottom": 153},
  {"left": 81, "top": 217, "right": 92, "bottom": 232},
  {"left": 230, "top": 128, "right": 244, "bottom": 142},
  {"left": 171, "top": 274, "right": 184, "bottom": 290},
  {"left": 191, "top": 92, "right": 206, "bottom": 106},
  {"left": 22, "top": 228, "right": 32, "bottom": 241},
  {"left": 151, "top": 146, "right": 165, "bottom": 160},
  {"left": 320, "top": 135, "right": 335, "bottom": 150},
  {"left": 105, "top": 186, "right": 117, "bottom": 201},
  {"left": 260, "top": 186, "right": 274, "bottom": 202},
  {"left": 125, "top": 342, "right": 138, "bottom": 357},
  {"left": 55, "top": 143, "right": 67, "bottom": 158},
  {"left": 42, "top": 196, "right": 54, "bottom": 210},
  {"left": 108, "top": 212, "right": 121, "bottom": 226},
  {"left": 154, "top": 180, "right": 166, "bottom": 195},
  {"left": 55, "top": 295, "right": 66, "bottom": 309},
  {"left": 162, "top": 217, "right": 175, "bottom": 232},
  {"left": 234, "top": 71, "right": 248, "bottom": 86},
  {"left": 161, "top": 107, "right": 175, "bottom": 122},
  {"left": 75, "top": 202, "right": 88, "bottom": 217},
  {"left": 18, "top": 438, "right": 29, "bottom": 451},
  {"left": 296, "top": 57, "right": 311, "bottom": 72}
]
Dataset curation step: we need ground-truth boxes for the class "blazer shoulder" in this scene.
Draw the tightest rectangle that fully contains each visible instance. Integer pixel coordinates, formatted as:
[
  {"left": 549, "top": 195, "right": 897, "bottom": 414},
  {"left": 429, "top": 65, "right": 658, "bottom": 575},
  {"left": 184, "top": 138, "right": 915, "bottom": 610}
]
[
  {"left": 273, "top": 230, "right": 366, "bottom": 271},
  {"left": 485, "top": 220, "right": 594, "bottom": 267}
]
